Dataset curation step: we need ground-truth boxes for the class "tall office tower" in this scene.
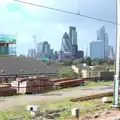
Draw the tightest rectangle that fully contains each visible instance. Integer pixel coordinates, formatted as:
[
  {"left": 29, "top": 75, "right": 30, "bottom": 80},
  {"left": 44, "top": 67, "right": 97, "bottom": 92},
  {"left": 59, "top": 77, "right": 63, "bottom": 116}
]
[
  {"left": 37, "top": 42, "right": 44, "bottom": 54},
  {"left": 37, "top": 41, "right": 50, "bottom": 54},
  {"left": 43, "top": 41, "right": 50, "bottom": 53},
  {"left": 58, "top": 51, "right": 64, "bottom": 61},
  {"left": 36, "top": 41, "right": 51, "bottom": 59},
  {"left": 90, "top": 40, "right": 104, "bottom": 59},
  {"left": 72, "top": 45, "right": 78, "bottom": 59},
  {"left": 108, "top": 46, "right": 114, "bottom": 59},
  {"left": 97, "top": 26, "right": 105, "bottom": 40},
  {"left": 54, "top": 51, "right": 58, "bottom": 60},
  {"left": 27, "top": 48, "right": 36, "bottom": 58},
  {"left": 76, "top": 50, "right": 84, "bottom": 59},
  {"left": 49, "top": 49, "right": 54, "bottom": 59},
  {"left": 69, "top": 26, "right": 78, "bottom": 59},
  {"left": 69, "top": 26, "right": 77, "bottom": 45},
  {"left": 61, "top": 32, "right": 72, "bottom": 53},
  {"left": 97, "top": 26, "right": 109, "bottom": 59}
]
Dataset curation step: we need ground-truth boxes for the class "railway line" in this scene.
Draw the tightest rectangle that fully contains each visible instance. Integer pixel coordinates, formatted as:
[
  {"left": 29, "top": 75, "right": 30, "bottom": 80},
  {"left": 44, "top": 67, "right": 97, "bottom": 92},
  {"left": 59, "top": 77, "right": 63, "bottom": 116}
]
[{"left": 70, "top": 90, "right": 120, "bottom": 102}]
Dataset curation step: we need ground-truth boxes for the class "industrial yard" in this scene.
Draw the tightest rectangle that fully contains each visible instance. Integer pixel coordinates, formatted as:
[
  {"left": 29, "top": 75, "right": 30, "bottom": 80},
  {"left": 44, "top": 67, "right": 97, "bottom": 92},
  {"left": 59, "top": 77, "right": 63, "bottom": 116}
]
[
  {"left": 0, "top": 56, "right": 115, "bottom": 120},
  {"left": 0, "top": 81, "right": 113, "bottom": 120}
]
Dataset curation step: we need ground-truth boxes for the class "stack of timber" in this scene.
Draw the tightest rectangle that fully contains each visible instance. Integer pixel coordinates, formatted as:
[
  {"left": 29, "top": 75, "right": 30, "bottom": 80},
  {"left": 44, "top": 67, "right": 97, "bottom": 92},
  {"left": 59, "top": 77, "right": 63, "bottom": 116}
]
[
  {"left": 51, "top": 77, "right": 84, "bottom": 89},
  {"left": 0, "top": 85, "right": 16, "bottom": 96},
  {"left": 51, "top": 77, "right": 77, "bottom": 83},
  {"left": 11, "top": 76, "right": 54, "bottom": 94}
]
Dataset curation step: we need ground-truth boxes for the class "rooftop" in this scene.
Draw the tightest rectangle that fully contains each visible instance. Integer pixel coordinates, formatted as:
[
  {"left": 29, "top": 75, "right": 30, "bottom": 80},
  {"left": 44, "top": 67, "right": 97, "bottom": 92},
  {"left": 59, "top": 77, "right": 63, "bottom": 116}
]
[{"left": 0, "top": 56, "right": 57, "bottom": 76}]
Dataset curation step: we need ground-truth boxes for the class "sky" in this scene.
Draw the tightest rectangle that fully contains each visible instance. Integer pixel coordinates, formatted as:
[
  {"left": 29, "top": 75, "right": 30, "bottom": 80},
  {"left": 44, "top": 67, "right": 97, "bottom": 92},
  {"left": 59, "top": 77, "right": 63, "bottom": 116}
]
[{"left": 0, "top": 0, "right": 116, "bottom": 55}]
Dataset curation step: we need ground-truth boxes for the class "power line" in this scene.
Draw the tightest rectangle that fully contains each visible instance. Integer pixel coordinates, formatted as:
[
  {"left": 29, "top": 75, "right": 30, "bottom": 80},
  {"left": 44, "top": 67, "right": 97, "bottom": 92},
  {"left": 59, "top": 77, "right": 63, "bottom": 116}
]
[{"left": 13, "top": 0, "right": 116, "bottom": 25}]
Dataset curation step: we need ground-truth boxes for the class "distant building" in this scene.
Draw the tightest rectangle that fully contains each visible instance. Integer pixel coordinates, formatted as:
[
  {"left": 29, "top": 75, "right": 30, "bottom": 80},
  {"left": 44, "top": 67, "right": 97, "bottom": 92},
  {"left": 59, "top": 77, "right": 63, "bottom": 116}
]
[
  {"left": 69, "top": 26, "right": 77, "bottom": 45},
  {"left": 54, "top": 51, "right": 58, "bottom": 59},
  {"left": 64, "top": 52, "right": 72, "bottom": 60},
  {"left": 76, "top": 50, "right": 84, "bottom": 59},
  {"left": 61, "top": 32, "right": 72, "bottom": 53},
  {"left": 71, "top": 45, "right": 78, "bottom": 59},
  {"left": 27, "top": 48, "right": 36, "bottom": 58},
  {"left": 58, "top": 51, "right": 64, "bottom": 61},
  {"left": 37, "top": 41, "right": 50, "bottom": 54},
  {"left": 108, "top": 46, "right": 114, "bottom": 59},
  {"left": 97, "top": 26, "right": 109, "bottom": 59},
  {"left": 60, "top": 26, "right": 79, "bottom": 60},
  {"left": 49, "top": 49, "right": 54, "bottom": 59},
  {"left": 37, "top": 41, "right": 52, "bottom": 59},
  {"left": 37, "top": 42, "right": 44, "bottom": 54},
  {"left": 0, "top": 34, "right": 16, "bottom": 56},
  {"left": 43, "top": 41, "right": 50, "bottom": 53},
  {"left": 90, "top": 40, "right": 104, "bottom": 59},
  {"left": 9, "top": 44, "right": 16, "bottom": 56}
]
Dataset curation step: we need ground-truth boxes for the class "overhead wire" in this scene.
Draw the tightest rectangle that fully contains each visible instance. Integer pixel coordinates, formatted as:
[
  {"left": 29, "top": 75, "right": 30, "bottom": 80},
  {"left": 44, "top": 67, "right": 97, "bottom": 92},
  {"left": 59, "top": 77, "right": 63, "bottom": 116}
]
[{"left": 13, "top": 0, "right": 116, "bottom": 25}]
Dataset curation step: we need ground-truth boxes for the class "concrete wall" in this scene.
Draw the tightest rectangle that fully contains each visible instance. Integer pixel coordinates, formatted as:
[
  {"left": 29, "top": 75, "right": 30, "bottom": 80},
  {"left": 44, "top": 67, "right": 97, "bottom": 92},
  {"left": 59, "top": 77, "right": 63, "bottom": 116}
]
[
  {"left": 100, "top": 72, "right": 114, "bottom": 80},
  {"left": 82, "top": 71, "right": 115, "bottom": 80}
]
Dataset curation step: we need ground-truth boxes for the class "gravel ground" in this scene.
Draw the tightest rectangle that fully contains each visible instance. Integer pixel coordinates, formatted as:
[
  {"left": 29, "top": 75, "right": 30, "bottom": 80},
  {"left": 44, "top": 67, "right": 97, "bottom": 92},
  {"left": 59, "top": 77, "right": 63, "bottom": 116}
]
[
  {"left": 0, "top": 85, "right": 113, "bottom": 110},
  {"left": 81, "top": 109, "right": 120, "bottom": 120}
]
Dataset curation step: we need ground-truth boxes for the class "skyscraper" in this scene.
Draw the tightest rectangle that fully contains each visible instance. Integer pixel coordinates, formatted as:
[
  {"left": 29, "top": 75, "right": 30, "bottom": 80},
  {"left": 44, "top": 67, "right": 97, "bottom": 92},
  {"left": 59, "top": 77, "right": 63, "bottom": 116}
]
[
  {"left": 43, "top": 41, "right": 50, "bottom": 53},
  {"left": 90, "top": 40, "right": 104, "bottom": 59},
  {"left": 108, "top": 46, "right": 114, "bottom": 59},
  {"left": 36, "top": 41, "right": 52, "bottom": 59},
  {"left": 61, "top": 32, "right": 72, "bottom": 53},
  {"left": 97, "top": 26, "right": 109, "bottom": 59},
  {"left": 37, "top": 41, "right": 50, "bottom": 54},
  {"left": 69, "top": 26, "right": 77, "bottom": 45},
  {"left": 37, "top": 42, "right": 44, "bottom": 54},
  {"left": 58, "top": 51, "right": 64, "bottom": 61},
  {"left": 27, "top": 48, "right": 36, "bottom": 58}
]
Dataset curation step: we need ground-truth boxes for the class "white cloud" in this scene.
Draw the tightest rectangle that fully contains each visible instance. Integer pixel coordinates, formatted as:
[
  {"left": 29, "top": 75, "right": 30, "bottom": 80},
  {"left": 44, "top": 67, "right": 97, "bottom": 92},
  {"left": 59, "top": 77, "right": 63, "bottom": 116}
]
[{"left": 0, "top": 0, "right": 116, "bottom": 55}]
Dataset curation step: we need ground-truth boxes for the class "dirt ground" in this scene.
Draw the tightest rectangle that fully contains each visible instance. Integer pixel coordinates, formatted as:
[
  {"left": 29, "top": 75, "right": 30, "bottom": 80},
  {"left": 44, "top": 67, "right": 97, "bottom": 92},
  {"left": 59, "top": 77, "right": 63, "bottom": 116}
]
[
  {"left": 0, "top": 85, "right": 113, "bottom": 110},
  {"left": 80, "top": 109, "right": 120, "bottom": 120}
]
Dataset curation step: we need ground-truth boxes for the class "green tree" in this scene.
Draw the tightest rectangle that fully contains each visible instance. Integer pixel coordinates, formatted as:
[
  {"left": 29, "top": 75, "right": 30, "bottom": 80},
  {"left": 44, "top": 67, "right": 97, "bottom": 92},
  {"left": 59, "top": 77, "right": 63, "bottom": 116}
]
[
  {"left": 63, "top": 60, "right": 73, "bottom": 66},
  {"left": 85, "top": 57, "right": 92, "bottom": 66}
]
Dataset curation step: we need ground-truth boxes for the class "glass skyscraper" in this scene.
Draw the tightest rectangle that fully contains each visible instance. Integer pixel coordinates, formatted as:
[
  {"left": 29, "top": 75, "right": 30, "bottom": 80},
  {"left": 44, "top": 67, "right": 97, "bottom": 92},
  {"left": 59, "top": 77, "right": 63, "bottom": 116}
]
[
  {"left": 90, "top": 41, "right": 104, "bottom": 59},
  {"left": 61, "top": 32, "right": 72, "bottom": 53},
  {"left": 27, "top": 48, "right": 36, "bottom": 58},
  {"left": 97, "top": 26, "right": 109, "bottom": 59},
  {"left": 69, "top": 26, "right": 77, "bottom": 45},
  {"left": 37, "top": 41, "right": 50, "bottom": 54}
]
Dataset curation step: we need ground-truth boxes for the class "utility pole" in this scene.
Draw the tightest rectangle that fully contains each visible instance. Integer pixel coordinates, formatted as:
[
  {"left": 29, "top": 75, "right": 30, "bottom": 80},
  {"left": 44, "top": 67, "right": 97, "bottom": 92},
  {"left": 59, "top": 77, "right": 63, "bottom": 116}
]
[{"left": 113, "top": 0, "right": 120, "bottom": 107}]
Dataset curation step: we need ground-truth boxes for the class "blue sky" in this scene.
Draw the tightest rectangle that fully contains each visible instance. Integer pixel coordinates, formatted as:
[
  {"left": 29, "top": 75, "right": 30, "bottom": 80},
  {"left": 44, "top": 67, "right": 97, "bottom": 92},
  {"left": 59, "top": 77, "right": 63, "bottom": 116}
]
[{"left": 0, "top": 0, "right": 116, "bottom": 55}]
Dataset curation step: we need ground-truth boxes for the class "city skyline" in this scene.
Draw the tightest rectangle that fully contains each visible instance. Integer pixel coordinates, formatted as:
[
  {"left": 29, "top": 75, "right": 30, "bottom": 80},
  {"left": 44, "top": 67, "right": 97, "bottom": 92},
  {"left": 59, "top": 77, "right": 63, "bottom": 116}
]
[
  {"left": 90, "top": 26, "right": 114, "bottom": 59},
  {"left": 0, "top": 0, "right": 116, "bottom": 55}
]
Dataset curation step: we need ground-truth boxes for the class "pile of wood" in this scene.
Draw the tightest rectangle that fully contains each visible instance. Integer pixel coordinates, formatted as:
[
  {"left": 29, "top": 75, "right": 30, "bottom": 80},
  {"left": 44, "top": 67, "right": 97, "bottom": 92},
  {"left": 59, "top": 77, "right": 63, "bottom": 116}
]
[
  {"left": 51, "top": 77, "right": 85, "bottom": 89},
  {"left": 51, "top": 77, "right": 77, "bottom": 83},
  {"left": 0, "top": 85, "right": 16, "bottom": 96},
  {"left": 11, "top": 76, "right": 54, "bottom": 94}
]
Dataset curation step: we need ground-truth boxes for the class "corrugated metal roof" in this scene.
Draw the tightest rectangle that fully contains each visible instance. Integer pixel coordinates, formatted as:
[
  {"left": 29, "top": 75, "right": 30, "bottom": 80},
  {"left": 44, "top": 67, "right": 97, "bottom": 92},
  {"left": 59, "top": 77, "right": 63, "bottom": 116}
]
[{"left": 0, "top": 56, "right": 57, "bottom": 76}]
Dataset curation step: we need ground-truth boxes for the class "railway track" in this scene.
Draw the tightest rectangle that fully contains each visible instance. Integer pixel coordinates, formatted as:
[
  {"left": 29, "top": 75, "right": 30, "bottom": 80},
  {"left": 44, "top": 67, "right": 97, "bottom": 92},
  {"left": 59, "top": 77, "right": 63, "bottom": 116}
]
[{"left": 70, "top": 90, "right": 120, "bottom": 102}]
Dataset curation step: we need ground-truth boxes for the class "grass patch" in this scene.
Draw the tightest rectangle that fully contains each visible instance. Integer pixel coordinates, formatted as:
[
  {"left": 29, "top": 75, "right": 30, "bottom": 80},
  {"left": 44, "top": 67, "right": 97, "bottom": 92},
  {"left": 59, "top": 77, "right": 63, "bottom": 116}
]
[
  {"left": 59, "top": 98, "right": 113, "bottom": 120},
  {"left": 0, "top": 106, "right": 31, "bottom": 120},
  {"left": 0, "top": 80, "right": 113, "bottom": 120},
  {"left": 0, "top": 97, "right": 113, "bottom": 120},
  {"left": 84, "top": 80, "right": 113, "bottom": 87},
  {"left": 57, "top": 98, "right": 112, "bottom": 120}
]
